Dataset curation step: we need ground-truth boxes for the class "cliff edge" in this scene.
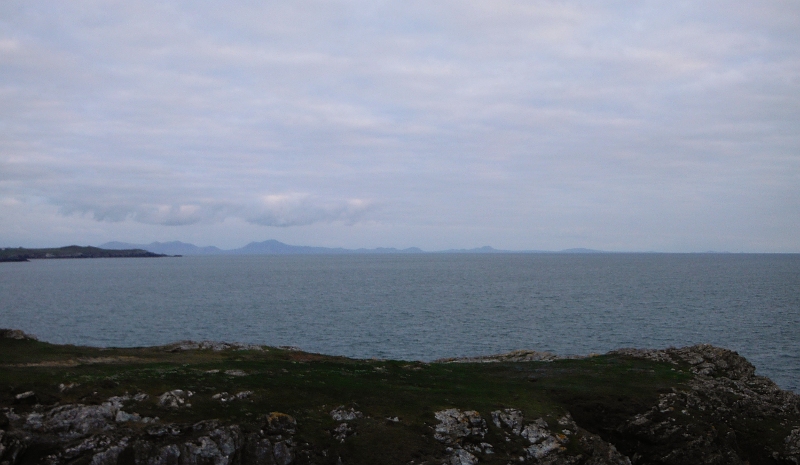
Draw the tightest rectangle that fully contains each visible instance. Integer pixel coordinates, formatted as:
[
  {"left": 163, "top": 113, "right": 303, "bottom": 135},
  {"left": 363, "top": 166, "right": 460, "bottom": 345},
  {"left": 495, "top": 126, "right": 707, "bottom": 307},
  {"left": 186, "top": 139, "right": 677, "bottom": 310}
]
[{"left": 1, "top": 331, "right": 797, "bottom": 465}]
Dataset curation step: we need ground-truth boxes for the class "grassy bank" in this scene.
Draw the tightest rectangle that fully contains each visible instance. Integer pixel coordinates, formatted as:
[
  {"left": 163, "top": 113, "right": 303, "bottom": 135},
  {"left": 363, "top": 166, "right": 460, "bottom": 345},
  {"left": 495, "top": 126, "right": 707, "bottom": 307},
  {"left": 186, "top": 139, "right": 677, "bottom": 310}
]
[{"left": 1, "top": 334, "right": 797, "bottom": 464}]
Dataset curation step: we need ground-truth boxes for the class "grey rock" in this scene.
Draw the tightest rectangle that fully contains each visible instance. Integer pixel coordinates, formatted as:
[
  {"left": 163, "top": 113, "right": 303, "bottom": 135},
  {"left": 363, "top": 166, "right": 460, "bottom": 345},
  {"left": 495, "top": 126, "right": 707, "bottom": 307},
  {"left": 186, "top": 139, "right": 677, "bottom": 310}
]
[
  {"left": 490, "top": 410, "right": 630, "bottom": 465},
  {"left": 0, "top": 329, "right": 36, "bottom": 340},
  {"left": 58, "top": 383, "right": 78, "bottom": 392},
  {"left": 786, "top": 427, "right": 800, "bottom": 456},
  {"left": 0, "top": 429, "right": 25, "bottom": 464},
  {"left": 209, "top": 426, "right": 240, "bottom": 458},
  {"left": 24, "top": 403, "right": 117, "bottom": 438},
  {"left": 158, "top": 390, "right": 192, "bottom": 409},
  {"left": 192, "top": 420, "right": 222, "bottom": 433},
  {"left": 434, "top": 409, "right": 487, "bottom": 444},
  {"left": 520, "top": 418, "right": 551, "bottom": 444},
  {"left": 577, "top": 434, "right": 631, "bottom": 465},
  {"left": 211, "top": 392, "right": 232, "bottom": 402},
  {"left": 164, "top": 341, "right": 263, "bottom": 352},
  {"left": 212, "top": 391, "right": 252, "bottom": 403},
  {"left": 14, "top": 392, "right": 34, "bottom": 401},
  {"left": 332, "top": 423, "right": 351, "bottom": 443},
  {"left": 243, "top": 434, "right": 274, "bottom": 465},
  {"left": 183, "top": 436, "right": 223, "bottom": 465},
  {"left": 106, "top": 396, "right": 130, "bottom": 409},
  {"left": 436, "top": 350, "right": 565, "bottom": 363},
  {"left": 147, "top": 424, "right": 181, "bottom": 437},
  {"left": 63, "top": 435, "right": 113, "bottom": 459},
  {"left": 115, "top": 410, "right": 142, "bottom": 423},
  {"left": 610, "top": 344, "right": 756, "bottom": 379},
  {"left": 449, "top": 448, "right": 478, "bottom": 465},
  {"left": 526, "top": 436, "right": 564, "bottom": 460},
  {"left": 329, "top": 406, "right": 363, "bottom": 422},
  {"left": 272, "top": 440, "right": 294, "bottom": 465},
  {"left": 152, "top": 444, "right": 182, "bottom": 465},
  {"left": 617, "top": 345, "right": 800, "bottom": 464},
  {"left": 491, "top": 408, "right": 524, "bottom": 435},
  {"left": 90, "top": 438, "right": 129, "bottom": 465}
]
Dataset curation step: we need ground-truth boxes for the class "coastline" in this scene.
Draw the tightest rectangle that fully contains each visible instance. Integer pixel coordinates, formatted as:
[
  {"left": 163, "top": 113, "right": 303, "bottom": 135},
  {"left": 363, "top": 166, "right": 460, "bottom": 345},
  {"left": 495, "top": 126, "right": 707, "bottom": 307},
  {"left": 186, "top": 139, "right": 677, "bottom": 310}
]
[
  {"left": 1, "top": 329, "right": 798, "bottom": 464},
  {"left": 0, "top": 246, "right": 170, "bottom": 263}
]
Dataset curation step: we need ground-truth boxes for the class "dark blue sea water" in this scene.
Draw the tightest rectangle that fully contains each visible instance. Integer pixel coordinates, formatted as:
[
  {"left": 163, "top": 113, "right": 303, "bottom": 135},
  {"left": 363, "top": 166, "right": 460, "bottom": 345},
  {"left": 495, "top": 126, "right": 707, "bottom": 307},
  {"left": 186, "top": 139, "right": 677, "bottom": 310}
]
[{"left": 1, "top": 254, "right": 798, "bottom": 392}]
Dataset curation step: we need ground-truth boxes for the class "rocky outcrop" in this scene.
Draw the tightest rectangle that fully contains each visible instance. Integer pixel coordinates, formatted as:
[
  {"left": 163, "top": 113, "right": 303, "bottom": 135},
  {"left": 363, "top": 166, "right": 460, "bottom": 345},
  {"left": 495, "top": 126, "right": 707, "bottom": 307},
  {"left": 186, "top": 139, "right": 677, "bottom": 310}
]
[
  {"left": 1, "top": 344, "right": 797, "bottom": 465},
  {"left": 158, "top": 390, "right": 193, "bottom": 409},
  {"left": 329, "top": 407, "right": 362, "bottom": 443},
  {"left": 432, "top": 408, "right": 630, "bottom": 465},
  {"left": 0, "top": 402, "right": 298, "bottom": 465},
  {"left": 433, "top": 408, "right": 487, "bottom": 444},
  {"left": 163, "top": 342, "right": 264, "bottom": 352},
  {"left": 608, "top": 344, "right": 800, "bottom": 464},
  {"left": 610, "top": 344, "right": 758, "bottom": 379},
  {"left": 329, "top": 407, "right": 362, "bottom": 423},
  {"left": 436, "top": 350, "right": 566, "bottom": 363},
  {"left": 492, "top": 409, "right": 630, "bottom": 464},
  {"left": 0, "top": 330, "right": 37, "bottom": 341},
  {"left": 211, "top": 392, "right": 252, "bottom": 404}
]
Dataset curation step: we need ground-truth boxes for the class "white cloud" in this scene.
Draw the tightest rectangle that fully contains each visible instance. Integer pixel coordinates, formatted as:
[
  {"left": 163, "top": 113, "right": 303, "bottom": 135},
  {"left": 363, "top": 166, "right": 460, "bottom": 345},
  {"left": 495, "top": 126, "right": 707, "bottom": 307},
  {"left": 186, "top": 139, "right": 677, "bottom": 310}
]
[
  {"left": 247, "top": 194, "right": 374, "bottom": 227},
  {"left": 0, "top": 1, "right": 798, "bottom": 251}
]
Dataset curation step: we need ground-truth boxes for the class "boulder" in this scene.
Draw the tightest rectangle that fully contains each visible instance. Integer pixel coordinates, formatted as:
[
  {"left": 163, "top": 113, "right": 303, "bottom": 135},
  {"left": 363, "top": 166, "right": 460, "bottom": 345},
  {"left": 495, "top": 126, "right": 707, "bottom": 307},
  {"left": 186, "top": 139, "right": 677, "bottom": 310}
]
[
  {"left": 158, "top": 390, "right": 193, "bottom": 409},
  {"left": 329, "top": 406, "right": 363, "bottom": 422},
  {"left": 433, "top": 409, "right": 486, "bottom": 444}
]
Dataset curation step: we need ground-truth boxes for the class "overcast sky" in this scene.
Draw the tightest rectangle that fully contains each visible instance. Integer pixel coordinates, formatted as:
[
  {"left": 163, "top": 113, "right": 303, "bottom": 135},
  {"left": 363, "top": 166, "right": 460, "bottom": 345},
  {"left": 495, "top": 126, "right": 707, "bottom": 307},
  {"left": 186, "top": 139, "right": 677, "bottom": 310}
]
[{"left": 1, "top": 1, "right": 799, "bottom": 252}]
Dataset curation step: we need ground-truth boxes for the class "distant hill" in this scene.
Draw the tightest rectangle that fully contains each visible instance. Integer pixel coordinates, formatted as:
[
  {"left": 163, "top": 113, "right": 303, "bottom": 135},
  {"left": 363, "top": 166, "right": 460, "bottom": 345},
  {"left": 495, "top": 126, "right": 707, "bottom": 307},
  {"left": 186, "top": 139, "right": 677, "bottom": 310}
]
[
  {"left": 0, "top": 245, "right": 166, "bottom": 262},
  {"left": 232, "top": 240, "right": 424, "bottom": 255},
  {"left": 102, "top": 240, "right": 425, "bottom": 255},
  {"left": 101, "top": 241, "right": 223, "bottom": 256},
  {"left": 437, "top": 246, "right": 607, "bottom": 254},
  {"left": 234, "top": 239, "right": 347, "bottom": 255},
  {"left": 439, "top": 246, "right": 515, "bottom": 253},
  {"left": 557, "top": 248, "right": 606, "bottom": 253},
  {"left": 100, "top": 240, "right": 608, "bottom": 255}
]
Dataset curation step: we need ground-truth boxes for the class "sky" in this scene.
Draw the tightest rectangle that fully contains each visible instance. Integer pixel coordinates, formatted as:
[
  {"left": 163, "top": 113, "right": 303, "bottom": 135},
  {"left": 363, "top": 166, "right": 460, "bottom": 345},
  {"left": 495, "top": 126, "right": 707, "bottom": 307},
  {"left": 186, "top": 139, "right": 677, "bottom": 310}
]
[{"left": 1, "top": 1, "right": 799, "bottom": 252}]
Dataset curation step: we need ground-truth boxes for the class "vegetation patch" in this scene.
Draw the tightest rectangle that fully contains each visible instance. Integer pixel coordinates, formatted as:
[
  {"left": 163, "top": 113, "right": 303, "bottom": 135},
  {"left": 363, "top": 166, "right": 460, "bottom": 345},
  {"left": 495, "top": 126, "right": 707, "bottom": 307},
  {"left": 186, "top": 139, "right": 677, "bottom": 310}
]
[{"left": 1, "top": 332, "right": 798, "bottom": 464}]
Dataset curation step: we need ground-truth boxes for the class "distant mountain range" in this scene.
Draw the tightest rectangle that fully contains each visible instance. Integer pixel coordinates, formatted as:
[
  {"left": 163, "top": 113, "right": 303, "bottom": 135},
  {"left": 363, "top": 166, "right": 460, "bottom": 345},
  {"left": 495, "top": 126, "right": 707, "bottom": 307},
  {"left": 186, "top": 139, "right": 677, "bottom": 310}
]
[
  {"left": 100, "top": 240, "right": 607, "bottom": 256},
  {"left": 101, "top": 241, "right": 225, "bottom": 255}
]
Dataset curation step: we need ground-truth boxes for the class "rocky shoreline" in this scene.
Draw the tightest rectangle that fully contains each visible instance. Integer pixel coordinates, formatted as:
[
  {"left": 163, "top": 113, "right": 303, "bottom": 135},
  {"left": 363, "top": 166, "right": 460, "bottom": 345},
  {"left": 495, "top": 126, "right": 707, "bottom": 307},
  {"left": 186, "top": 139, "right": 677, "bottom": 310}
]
[
  {"left": 1, "top": 330, "right": 798, "bottom": 465},
  {"left": 0, "top": 246, "right": 169, "bottom": 262}
]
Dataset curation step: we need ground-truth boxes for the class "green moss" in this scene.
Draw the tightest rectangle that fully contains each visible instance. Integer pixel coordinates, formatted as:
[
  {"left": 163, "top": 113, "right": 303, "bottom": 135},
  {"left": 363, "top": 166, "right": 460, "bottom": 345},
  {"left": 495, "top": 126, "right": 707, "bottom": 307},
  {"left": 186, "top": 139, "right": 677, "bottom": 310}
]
[{"left": 0, "top": 337, "right": 793, "bottom": 465}]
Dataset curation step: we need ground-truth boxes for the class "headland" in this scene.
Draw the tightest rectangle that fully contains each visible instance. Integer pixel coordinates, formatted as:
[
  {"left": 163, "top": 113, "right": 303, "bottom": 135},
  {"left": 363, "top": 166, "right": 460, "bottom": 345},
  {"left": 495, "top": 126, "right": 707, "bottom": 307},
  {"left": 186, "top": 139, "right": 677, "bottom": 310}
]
[
  {"left": 1, "top": 330, "right": 798, "bottom": 464},
  {"left": 0, "top": 246, "right": 169, "bottom": 262}
]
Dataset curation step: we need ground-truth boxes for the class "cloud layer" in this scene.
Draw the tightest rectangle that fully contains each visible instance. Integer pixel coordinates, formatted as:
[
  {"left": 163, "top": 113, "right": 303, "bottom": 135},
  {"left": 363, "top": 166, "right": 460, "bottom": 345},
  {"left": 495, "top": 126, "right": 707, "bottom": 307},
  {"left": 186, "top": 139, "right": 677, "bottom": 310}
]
[{"left": 1, "top": 1, "right": 798, "bottom": 250}]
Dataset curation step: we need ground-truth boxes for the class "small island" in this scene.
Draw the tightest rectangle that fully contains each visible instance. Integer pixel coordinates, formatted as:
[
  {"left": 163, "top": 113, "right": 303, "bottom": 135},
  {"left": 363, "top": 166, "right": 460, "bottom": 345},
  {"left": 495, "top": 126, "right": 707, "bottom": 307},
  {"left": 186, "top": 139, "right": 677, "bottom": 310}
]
[
  {"left": 0, "top": 329, "right": 798, "bottom": 465},
  {"left": 0, "top": 246, "right": 170, "bottom": 262}
]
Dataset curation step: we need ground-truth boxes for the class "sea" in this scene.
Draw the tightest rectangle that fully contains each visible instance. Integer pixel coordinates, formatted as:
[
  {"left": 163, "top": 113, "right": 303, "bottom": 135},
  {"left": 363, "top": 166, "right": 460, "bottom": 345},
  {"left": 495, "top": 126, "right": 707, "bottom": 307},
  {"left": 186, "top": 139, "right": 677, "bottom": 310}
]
[{"left": 1, "top": 253, "right": 798, "bottom": 392}]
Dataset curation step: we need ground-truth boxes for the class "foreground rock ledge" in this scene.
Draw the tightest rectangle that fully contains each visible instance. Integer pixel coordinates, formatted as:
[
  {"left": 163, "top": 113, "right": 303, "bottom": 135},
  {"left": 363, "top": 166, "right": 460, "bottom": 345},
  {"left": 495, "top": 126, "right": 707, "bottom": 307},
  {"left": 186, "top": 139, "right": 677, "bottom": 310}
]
[{"left": 0, "top": 332, "right": 798, "bottom": 465}]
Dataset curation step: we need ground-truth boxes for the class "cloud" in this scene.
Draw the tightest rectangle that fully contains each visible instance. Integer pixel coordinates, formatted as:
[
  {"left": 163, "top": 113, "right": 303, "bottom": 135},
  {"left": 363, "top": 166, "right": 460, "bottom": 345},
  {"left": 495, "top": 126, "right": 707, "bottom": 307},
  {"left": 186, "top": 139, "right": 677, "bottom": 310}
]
[
  {"left": 0, "top": 1, "right": 798, "bottom": 250},
  {"left": 50, "top": 192, "right": 373, "bottom": 228},
  {"left": 247, "top": 194, "right": 374, "bottom": 227},
  {"left": 58, "top": 202, "right": 214, "bottom": 226}
]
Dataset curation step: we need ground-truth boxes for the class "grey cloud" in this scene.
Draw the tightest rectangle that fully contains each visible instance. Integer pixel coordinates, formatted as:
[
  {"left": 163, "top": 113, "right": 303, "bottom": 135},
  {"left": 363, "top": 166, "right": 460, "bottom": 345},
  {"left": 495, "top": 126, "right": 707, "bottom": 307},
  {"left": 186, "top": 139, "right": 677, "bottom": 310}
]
[
  {"left": 1, "top": 1, "right": 799, "bottom": 250},
  {"left": 58, "top": 202, "right": 216, "bottom": 226},
  {"left": 51, "top": 194, "right": 373, "bottom": 228},
  {"left": 246, "top": 194, "right": 374, "bottom": 227}
]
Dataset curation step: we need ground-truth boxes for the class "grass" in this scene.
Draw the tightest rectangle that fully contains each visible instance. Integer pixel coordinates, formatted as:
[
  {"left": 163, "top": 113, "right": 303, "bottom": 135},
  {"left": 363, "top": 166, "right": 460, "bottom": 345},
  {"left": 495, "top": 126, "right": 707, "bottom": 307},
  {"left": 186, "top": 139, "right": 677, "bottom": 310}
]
[{"left": 2, "top": 336, "right": 789, "bottom": 465}]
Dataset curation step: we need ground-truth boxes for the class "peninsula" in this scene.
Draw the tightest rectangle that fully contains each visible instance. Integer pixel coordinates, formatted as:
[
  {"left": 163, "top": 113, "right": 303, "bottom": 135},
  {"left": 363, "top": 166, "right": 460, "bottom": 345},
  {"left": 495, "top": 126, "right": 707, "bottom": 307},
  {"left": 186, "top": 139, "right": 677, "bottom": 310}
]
[
  {"left": 0, "top": 246, "right": 169, "bottom": 262},
  {"left": 1, "top": 330, "right": 798, "bottom": 464}
]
